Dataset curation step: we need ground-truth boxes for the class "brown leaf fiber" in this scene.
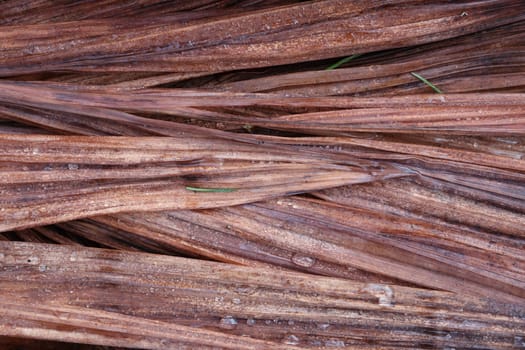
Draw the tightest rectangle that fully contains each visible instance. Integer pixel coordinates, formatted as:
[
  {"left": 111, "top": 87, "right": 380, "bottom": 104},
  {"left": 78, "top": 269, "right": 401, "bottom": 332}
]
[
  {"left": 1, "top": 0, "right": 524, "bottom": 75},
  {"left": 0, "top": 1, "right": 524, "bottom": 349},
  {"left": 1, "top": 242, "right": 524, "bottom": 349}
]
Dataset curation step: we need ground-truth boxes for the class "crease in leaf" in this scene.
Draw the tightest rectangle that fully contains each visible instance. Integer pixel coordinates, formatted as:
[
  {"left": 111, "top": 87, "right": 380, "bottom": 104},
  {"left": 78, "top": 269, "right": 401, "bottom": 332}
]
[
  {"left": 411, "top": 72, "right": 443, "bottom": 94},
  {"left": 185, "top": 186, "right": 237, "bottom": 193}
]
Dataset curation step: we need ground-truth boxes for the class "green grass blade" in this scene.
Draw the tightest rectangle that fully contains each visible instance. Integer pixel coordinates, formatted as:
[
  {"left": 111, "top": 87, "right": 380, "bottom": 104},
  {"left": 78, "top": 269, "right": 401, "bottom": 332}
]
[
  {"left": 325, "top": 54, "right": 361, "bottom": 70},
  {"left": 410, "top": 72, "right": 443, "bottom": 94},
  {"left": 185, "top": 186, "right": 237, "bottom": 193}
]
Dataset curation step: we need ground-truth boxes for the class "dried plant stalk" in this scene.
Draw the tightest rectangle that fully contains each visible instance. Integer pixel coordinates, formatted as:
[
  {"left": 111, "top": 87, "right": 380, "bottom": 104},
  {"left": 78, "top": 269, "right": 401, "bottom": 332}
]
[
  {"left": 0, "top": 134, "right": 405, "bottom": 231},
  {"left": 218, "top": 21, "right": 525, "bottom": 96},
  {"left": 86, "top": 193, "right": 525, "bottom": 306},
  {"left": 1, "top": 2, "right": 524, "bottom": 349},
  {"left": 1, "top": 242, "right": 524, "bottom": 349},
  {"left": 1, "top": 0, "right": 524, "bottom": 76},
  {"left": 0, "top": 0, "right": 303, "bottom": 25}
]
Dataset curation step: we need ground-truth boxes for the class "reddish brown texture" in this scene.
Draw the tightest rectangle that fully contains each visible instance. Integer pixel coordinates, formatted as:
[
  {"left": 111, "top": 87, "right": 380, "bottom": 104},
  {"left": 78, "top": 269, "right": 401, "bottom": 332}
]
[
  {"left": 1, "top": 242, "right": 524, "bottom": 348},
  {"left": 0, "top": 1, "right": 524, "bottom": 349},
  {"left": 1, "top": 1, "right": 524, "bottom": 75},
  {"left": 217, "top": 21, "right": 525, "bottom": 96}
]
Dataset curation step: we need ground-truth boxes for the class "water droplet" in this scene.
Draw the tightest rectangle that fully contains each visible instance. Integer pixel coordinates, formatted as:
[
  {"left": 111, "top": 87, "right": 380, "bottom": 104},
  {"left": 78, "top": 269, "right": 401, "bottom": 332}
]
[
  {"left": 317, "top": 323, "right": 330, "bottom": 330},
  {"left": 232, "top": 298, "right": 241, "bottom": 305},
  {"left": 219, "top": 316, "right": 238, "bottom": 330},
  {"left": 246, "top": 318, "right": 256, "bottom": 326},
  {"left": 325, "top": 339, "right": 345, "bottom": 347},
  {"left": 235, "top": 285, "right": 256, "bottom": 295},
  {"left": 514, "top": 336, "right": 525, "bottom": 347},
  {"left": 362, "top": 284, "right": 394, "bottom": 307},
  {"left": 38, "top": 265, "right": 47, "bottom": 272},
  {"left": 460, "top": 320, "right": 485, "bottom": 328},
  {"left": 291, "top": 253, "right": 316, "bottom": 268},
  {"left": 288, "top": 320, "right": 295, "bottom": 326},
  {"left": 283, "top": 334, "right": 300, "bottom": 345},
  {"left": 67, "top": 164, "right": 79, "bottom": 170},
  {"left": 69, "top": 253, "right": 78, "bottom": 262},
  {"left": 0, "top": 253, "right": 4, "bottom": 260},
  {"left": 26, "top": 256, "right": 39, "bottom": 265}
]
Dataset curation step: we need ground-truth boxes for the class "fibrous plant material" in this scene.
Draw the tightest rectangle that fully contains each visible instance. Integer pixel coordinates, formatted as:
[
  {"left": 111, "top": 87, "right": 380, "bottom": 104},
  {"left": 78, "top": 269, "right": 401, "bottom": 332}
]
[
  {"left": 1, "top": 242, "right": 524, "bottom": 349},
  {"left": 89, "top": 196, "right": 525, "bottom": 305},
  {"left": 217, "top": 20, "right": 525, "bottom": 95},
  {"left": 0, "top": 1, "right": 524, "bottom": 349},
  {"left": 1, "top": 0, "right": 524, "bottom": 76},
  {"left": 0, "top": 133, "right": 405, "bottom": 231}
]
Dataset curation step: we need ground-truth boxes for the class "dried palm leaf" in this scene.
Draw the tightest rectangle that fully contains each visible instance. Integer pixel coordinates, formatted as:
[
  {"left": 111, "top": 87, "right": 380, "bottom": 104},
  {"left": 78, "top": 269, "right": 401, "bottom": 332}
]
[
  {"left": 1, "top": 1, "right": 524, "bottom": 76},
  {"left": 1, "top": 242, "right": 524, "bottom": 349}
]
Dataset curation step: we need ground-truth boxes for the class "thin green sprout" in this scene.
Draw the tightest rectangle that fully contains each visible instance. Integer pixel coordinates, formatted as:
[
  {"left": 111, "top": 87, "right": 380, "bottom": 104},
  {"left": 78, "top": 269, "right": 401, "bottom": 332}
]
[
  {"left": 325, "top": 54, "right": 362, "bottom": 70},
  {"left": 410, "top": 72, "right": 443, "bottom": 94},
  {"left": 185, "top": 186, "right": 237, "bottom": 193}
]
